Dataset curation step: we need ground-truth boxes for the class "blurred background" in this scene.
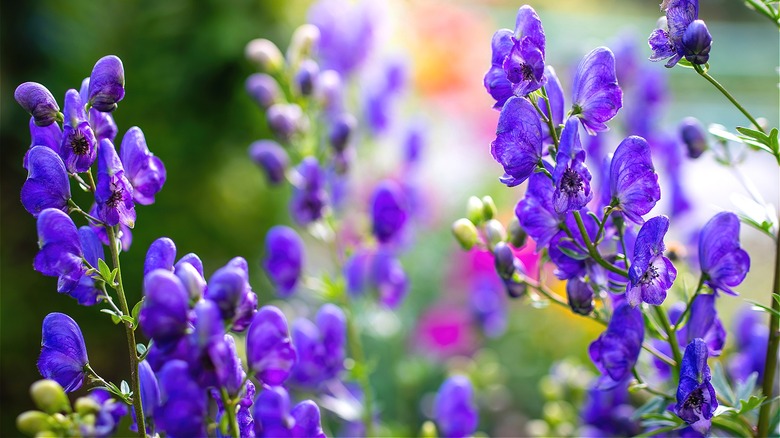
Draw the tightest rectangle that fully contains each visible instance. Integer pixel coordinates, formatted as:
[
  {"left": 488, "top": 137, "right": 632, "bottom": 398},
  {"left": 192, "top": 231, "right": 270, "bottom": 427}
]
[{"left": 1, "top": 0, "right": 778, "bottom": 436}]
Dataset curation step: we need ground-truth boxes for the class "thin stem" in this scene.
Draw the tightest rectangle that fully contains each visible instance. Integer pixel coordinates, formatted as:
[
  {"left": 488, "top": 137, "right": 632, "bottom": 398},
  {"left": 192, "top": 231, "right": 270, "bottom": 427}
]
[
  {"left": 653, "top": 306, "right": 682, "bottom": 377},
  {"left": 593, "top": 206, "right": 614, "bottom": 244},
  {"left": 693, "top": 64, "right": 765, "bottom": 134},
  {"left": 672, "top": 276, "right": 706, "bottom": 332},
  {"left": 106, "top": 226, "right": 146, "bottom": 437},
  {"left": 632, "top": 368, "right": 673, "bottom": 400},
  {"left": 85, "top": 169, "right": 97, "bottom": 192},
  {"left": 220, "top": 388, "right": 240, "bottom": 438},
  {"left": 540, "top": 86, "right": 560, "bottom": 147},
  {"left": 99, "top": 283, "right": 124, "bottom": 316},
  {"left": 572, "top": 211, "right": 629, "bottom": 278},
  {"left": 84, "top": 363, "right": 131, "bottom": 405},
  {"left": 757, "top": 228, "right": 780, "bottom": 437},
  {"left": 341, "top": 295, "right": 375, "bottom": 437},
  {"left": 68, "top": 199, "right": 104, "bottom": 225}
]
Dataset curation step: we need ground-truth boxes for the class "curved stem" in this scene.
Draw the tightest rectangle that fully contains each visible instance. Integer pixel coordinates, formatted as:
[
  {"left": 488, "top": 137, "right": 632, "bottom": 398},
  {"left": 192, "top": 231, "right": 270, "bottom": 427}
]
[
  {"left": 693, "top": 64, "right": 765, "bottom": 134},
  {"left": 572, "top": 211, "right": 629, "bottom": 278},
  {"left": 672, "top": 276, "right": 706, "bottom": 332},
  {"left": 653, "top": 306, "right": 682, "bottom": 378},
  {"left": 220, "top": 388, "right": 240, "bottom": 438},
  {"left": 540, "top": 86, "right": 560, "bottom": 147},
  {"left": 757, "top": 229, "right": 780, "bottom": 437},
  {"left": 106, "top": 226, "right": 146, "bottom": 437}
]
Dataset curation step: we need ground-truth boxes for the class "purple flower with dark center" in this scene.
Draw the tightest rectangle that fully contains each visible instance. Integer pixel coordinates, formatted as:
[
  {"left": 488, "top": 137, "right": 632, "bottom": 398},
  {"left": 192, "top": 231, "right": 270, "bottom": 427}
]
[
  {"left": 567, "top": 276, "right": 595, "bottom": 315},
  {"left": 144, "top": 237, "right": 177, "bottom": 275},
  {"left": 307, "top": 0, "right": 376, "bottom": 76},
  {"left": 290, "top": 157, "right": 327, "bottom": 225},
  {"left": 552, "top": 118, "right": 593, "bottom": 214},
  {"left": 263, "top": 226, "right": 304, "bottom": 297},
  {"left": 291, "top": 400, "right": 326, "bottom": 438},
  {"left": 60, "top": 89, "right": 98, "bottom": 173},
  {"left": 648, "top": 0, "right": 701, "bottom": 68},
  {"left": 627, "top": 215, "right": 676, "bottom": 306},
  {"left": 246, "top": 306, "right": 297, "bottom": 386},
  {"left": 15, "top": 82, "right": 60, "bottom": 126},
  {"left": 589, "top": 303, "right": 644, "bottom": 389},
  {"left": 21, "top": 146, "right": 71, "bottom": 217},
  {"left": 728, "top": 307, "right": 767, "bottom": 383},
  {"left": 95, "top": 139, "right": 136, "bottom": 228},
  {"left": 24, "top": 117, "right": 62, "bottom": 168},
  {"left": 698, "top": 212, "right": 749, "bottom": 295},
  {"left": 139, "top": 269, "right": 190, "bottom": 350},
  {"left": 434, "top": 375, "right": 479, "bottom": 438},
  {"left": 87, "top": 204, "right": 133, "bottom": 251},
  {"left": 120, "top": 127, "right": 166, "bottom": 205},
  {"left": 38, "top": 312, "right": 89, "bottom": 392},
  {"left": 571, "top": 47, "right": 623, "bottom": 135},
  {"left": 87, "top": 55, "right": 125, "bottom": 112},
  {"left": 246, "top": 73, "right": 281, "bottom": 109},
  {"left": 490, "top": 96, "right": 543, "bottom": 187},
  {"left": 155, "top": 360, "right": 208, "bottom": 438},
  {"left": 69, "top": 226, "right": 104, "bottom": 306},
  {"left": 679, "top": 117, "right": 708, "bottom": 158},
  {"left": 34, "top": 208, "right": 85, "bottom": 293},
  {"left": 249, "top": 140, "right": 289, "bottom": 186},
  {"left": 675, "top": 338, "right": 717, "bottom": 435},
  {"left": 371, "top": 180, "right": 408, "bottom": 243},
  {"left": 205, "top": 266, "right": 247, "bottom": 321},
  {"left": 678, "top": 294, "right": 726, "bottom": 356},
  {"left": 371, "top": 249, "right": 408, "bottom": 308},
  {"left": 608, "top": 136, "right": 660, "bottom": 224},
  {"left": 515, "top": 163, "right": 560, "bottom": 250}
]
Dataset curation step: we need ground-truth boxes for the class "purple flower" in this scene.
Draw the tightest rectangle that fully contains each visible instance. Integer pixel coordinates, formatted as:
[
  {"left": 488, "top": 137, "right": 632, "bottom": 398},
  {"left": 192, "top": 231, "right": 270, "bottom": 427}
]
[
  {"left": 567, "top": 276, "right": 595, "bottom": 315},
  {"left": 728, "top": 307, "right": 767, "bottom": 382},
  {"left": 24, "top": 117, "right": 62, "bottom": 168},
  {"left": 144, "top": 237, "right": 177, "bottom": 275},
  {"left": 249, "top": 140, "right": 289, "bottom": 185},
  {"left": 87, "top": 389, "right": 128, "bottom": 437},
  {"left": 648, "top": 0, "right": 701, "bottom": 68},
  {"left": 552, "top": 118, "right": 593, "bottom": 214},
  {"left": 120, "top": 127, "right": 166, "bottom": 205},
  {"left": 484, "top": 29, "right": 514, "bottom": 108},
  {"left": 246, "top": 73, "right": 281, "bottom": 109},
  {"left": 246, "top": 306, "right": 297, "bottom": 386},
  {"left": 699, "top": 212, "right": 749, "bottom": 295},
  {"left": 139, "top": 269, "right": 190, "bottom": 349},
  {"left": 69, "top": 226, "right": 104, "bottom": 306},
  {"left": 589, "top": 303, "right": 644, "bottom": 389},
  {"left": 80, "top": 77, "right": 118, "bottom": 143},
  {"left": 290, "top": 158, "right": 327, "bottom": 225},
  {"left": 87, "top": 204, "right": 133, "bottom": 251},
  {"left": 87, "top": 55, "right": 125, "bottom": 112},
  {"left": 295, "top": 59, "right": 319, "bottom": 96},
  {"left": 371, "top": 180, "right": 408, "bottom": 243},
  {"left": 627, "top": 215, "right": 676, "bottom": 306},
  {"left": 155, "top": 360, "right": 208, "bottom": 438},
  {"left": 328, "top": 112, "right": 357, "bottom": 153},
  {"left": 264, "top": 226, "right": 304, "bottom": 297},
  {"left": 372, "top": 249, "right": 408, "bottom": 308},
  {"left": 291, "top": 304, "right": 346, "bottom": 387},
  {"left": 679, "top": 117, "right": 708, "bottom": 158},
  {"left": 470, "top": 276, "right": 507, "bottom": 337},
  {"left": 33, "top": 208, "right": 85, "bottom": 293},
  {"left": 225, "top": 257, "right": 259, "bottom": 332},
  {"left": 307, "top": 0, "right": 376, "bottom": 76},
  {"left": 21, "top": 146, "right": 71, "bottom": 217},
  {"left": 95, "top": 139, "right": 136, "bottom": 228},
  {"left": 135, "top": 360, "right": 160, "bottom": 427},
  {"left": 580, "top": 380, "right": 639, "bottom": 437},
  {"left": 267, "top": 103, "right": 304, "bottom": 142},
  {"left": 433, "top": 375, "right": 479, "bottom": 438},
  {"left": 253, "top": 385, "right": 293, "bottom": 437},
  {"left": 344, "top": 249, "right": 371, "bottom": 296},
  {"left": 682, "top": 20, "right": 712, "bottom": 64},
  {"left": 291, "top": 400, "right": 326, "bottom": 438},
  {"left": 490, "top": 96, "right": 543, "bottom": 187},
  {"left": 37, "top": 312, "right": 89, "bottom": 392},
  {"left": 206, "top": 266, "right": 247, "bottom": 321},
  {"left": 608, "top": 136, "right": 660, "bottom": 224},
  {"left": 675, "top": 338, "right": 717, "bottom": 435},
  {"left": 188, "top": 300, "right": 231, "bottom": 388},
  {"left": 15, "top": 82, "right": 60, "bottom": 126},
  {"left": 571, "top": 47, "right": 623, "bottom": 134},
  {"left": 60, "top": 89, "right": 98, "bottom": 173},
  {"left": 515, "top": 164, "right": 560, "bottom": 250},
  {"left": 679, "top": 294, "right": 726, "bottom": 356}
]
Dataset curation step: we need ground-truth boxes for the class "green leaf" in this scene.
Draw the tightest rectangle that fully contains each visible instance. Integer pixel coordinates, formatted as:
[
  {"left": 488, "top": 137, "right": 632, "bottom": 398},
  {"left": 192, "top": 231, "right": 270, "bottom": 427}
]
[
  {"left": 746, "top": 300, "right": 780, "bottom": 318},
  {"left": 119, "top": 315, "right": 135, "bottom": 325},
  {"left": 97, "top": 258, "right": 112, "bottom": 283},
  {"left": 131, "top": 299, "right": 144, "bottom": 330},
  {"left": 111, "top": 314, "right": 121, "bottom": 324},
  {"left": 734, "top": 372, "right": 758, "bottom": 402},
  {"left": 736, "top": 395, "right": 766, "bottom": 414},
  {"left": 632, "top": 396, "right": 666, "bottom": 421},
  {"left": 711, "top": 362, "right": 737, "bottom": 407},
  {"left": 768, "top": 128, "right": 779, "bottom": 154},
  {"left": 557, "top": 246, "right": 589, "bottom": 260},
  {"left": 736, "top": 126, "right": 770, "bottom": 143}
]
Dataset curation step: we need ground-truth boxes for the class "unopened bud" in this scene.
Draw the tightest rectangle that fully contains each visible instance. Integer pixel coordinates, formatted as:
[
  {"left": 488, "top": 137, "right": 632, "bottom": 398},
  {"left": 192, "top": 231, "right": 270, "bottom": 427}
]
[
  {"left": 266, "top": 103, "right": 304, "bottom": 142},
  {"left": 466, "top": 196, "right": 485, "bottom": 225},
  {"left": 682, "top": 20, "right": 712, "bottom": 65},
  {"left": 508, "top": 218, "right": 528, "bottom": 248},
  {"left": 452, "top": 218, "right": 479, "bottom": 250},
  {"left": 420, "top": 420, "right": 438, "bottom": 438},
  {"left": 16, "top": 411, "right": 51, "bottom": 436},
  {"left": 679, "top": 117, "right": 708, "bottom": 159},
  {"left": 481, "top": 196, "right": 497, "bottom": 220},
  {"left": 493, "top": 242, "right": 516, "bottom": 280},
  {"left": 245, "top": 38, "right": 284, "bottom": 73},
  {"left": 30, "top": 380, "right": 70, "bottom": 415},
  {"left": 294, "top": 60, "right": 320, "bottom": 96},
  {"left": 248, "top": 140, "right": 289, "bottom": 185},
  {"left": 286, "top": 24, "right": 321, "bottom": 68},
  {"left": 74, "top": 397, "right": 100, "bottom": 415},
  {"left": 566, "top": 276, "right": 595, "bottom": 315},
  {"left": 328, "top": 113, "right": 356, "bottom": 152},
  {"left": 246, "top": 73, "right": 282, "bottom": 109},
  {"left": 484, "top": 219, "right": 507, "bottom": 249}
]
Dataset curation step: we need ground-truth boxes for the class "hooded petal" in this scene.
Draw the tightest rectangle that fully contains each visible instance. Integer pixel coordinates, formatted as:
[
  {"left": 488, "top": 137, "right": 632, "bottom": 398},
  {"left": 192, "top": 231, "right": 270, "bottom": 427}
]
[
  {"left": 120, "top": 127, "right": 166, "bottom": 205},
  {"left": 246, "top": 306, "right": 296, "bottom": 386},
  {"left": 95, "top": 139, "right": 136, "bottom": 228},
  {"left": 87, "top": 56, "right": 125, "bottom": 112},
  {"left": 699, "top": 212, "right": 749, "bottom": 295},
  {"left": 38, "top": 313, "right": 89, "bottom": 392},
  {"left": 155, "top": 360, "right": 208, "bottom": 438},
  {"left": 515, "top": 164, "right": 560, "bottom": 250},
  {"left": 490, "top": 96, "right": 543, "bottom": 187},
  {"left": 15, "top": 82, "right": 60, "bottom": 126},
  {"left": 21, "top": 146, "right": 71, "bottom": 217},
  {"left": 371, "top": 249, "right": 408, "bottom": 308},
  {"left": 34, "top": 209, "right": 85, "bottom": 293},
  {"left": 144, "top": 237, "right": 177, "bottom": 275},
  {"left": 572, "top": 47, "right": 623, "bottom": 134},
  {"left": 249, "top": 140, "right": 289, "bottom": 185},
  {"left": 484, "top": 29, "right": 514, "bottom": 108},
  {"left": 682, "top": 294, "right": 726, "bottom": 356},
  {"left": 291, "top": 400, "right": 326, "bottom": 438},
  {"left": 675, "top": 338, "right": 717, "bottom": 435},
  {"left": 60, "top": 89, "right": 98, "bottom": 173},
  {"left": 68, "top": 226, "right": 105, "bottom": 306},
  {"left": 24, "top": 117, "right": 62, "bottom": 168},
  {"left": 139, "top": 269, "right": 190, "bottom": 347},
  {"left": 513, "top": 5, "right": 545, "bottom": 54},
  {"left": 263, "top": 226, "right": 304, "bottom": 297},
  {"left": 609, "top": 136, "right": 660, "bottom": 224},
  {"left": 589, "top": 303, "right": 644, "bottom": 389}
]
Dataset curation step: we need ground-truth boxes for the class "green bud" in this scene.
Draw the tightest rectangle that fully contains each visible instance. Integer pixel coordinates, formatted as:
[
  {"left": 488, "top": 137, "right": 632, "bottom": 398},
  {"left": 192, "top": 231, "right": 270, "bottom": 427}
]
[
  {"left": 34, "top": 432, "right": 59, "bottom": 438},
  {"left": 74, "top": 397, "right": 100, "bottom": 415},
  {"left": 481, "top": 195, "right": 497, "bottom": 220},
  {"left": 80, "top": 413, "right": 96, "bottom": 428},
  {"left": 466, "top": 196, "right": 484, "bottom": 225},
  {"left": 286, "top": 24, "right": 321, "bottom": 68},
  {"left": 30, "top": 380, "right": 71, "bottom": 415},
  {"left": 16, "top": 411, "right": 51, "bottom": 436},
  {"left": 484, "top": 219, "right": 506, "bottom": 250},
  {"left": 245, "top": 38, "right": 284, "bottom": 73},
  {"left": 420, "top": 420, "right": 438, "bottom": 438},
  {"left": 508, "top": 217, "right": 527, "bottom": 248},
  {"left": 452, "top": 218, "right": 479, "bottom": 250}
]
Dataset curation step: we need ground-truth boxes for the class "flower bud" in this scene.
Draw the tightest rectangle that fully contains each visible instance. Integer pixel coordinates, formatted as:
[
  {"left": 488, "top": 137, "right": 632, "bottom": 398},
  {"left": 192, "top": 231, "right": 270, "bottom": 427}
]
[
  {"left": 286, "top": 24, "right": 321, "bottom": 68},
  {"left": 15, "top": 82, "right": 60, "bottom": 127},
  {"left": 508, "top": 217, "right": 528, "bottom": 249},
  {"left": 317, "top": 70, "right": 343, "bottom": 112},
  {"left": 87, "top": 56, "right": 125, "bottom": 112},
  {"left": 466, "top": 196, "right": 485, "bottom": 225},
  {"left": 249, "top": 140, "right": 289, "bottom": 185},
  {"left": 679, "top": 117, "right": 708, "bottom": 159},
  {"left": 481, "top": 196, "right": 497, "bottom": 220},
  {"left": 245, "top": 38, "right": 284, "bottom": 73},
  {"left": 74, "top": 397, "right": 100, "bottom": 415},
  {"left": 16, "top": 411, "right": 51, "bottom": 436},
  {"left": 493, "top": 242, "right": 516, "bottom": 280},
  {"left": 266, "top": 103, "right": 304, "bottom": 142},
  {"left": 420, "top": 421, "right": 437, "bottom": 438},
  {"left": 246, "top": 73, "right": 281, "bottom": 109},
  {"left": 294, "top": 60, "right": 319, "bottom": 96},
  {"left": 30, "top": 380, "right": 71, "bottom": 414},
  {"left": 682, "top": 20, "right": 712, "bottom": 65},
  {"left": 566, "top": 276, "right": 595, "bottom": 315},
  {"left": 484, "top": 219, "right": 507, "bottom": 249},
  {"left": 452, "top": 218, "right": 478, "bottom": 250},
  {"left": 328, "top": 113, "right": 356, "bottom": 152},
  {"left": 174, "top": 260, "right": 206, "bottom": 302}
]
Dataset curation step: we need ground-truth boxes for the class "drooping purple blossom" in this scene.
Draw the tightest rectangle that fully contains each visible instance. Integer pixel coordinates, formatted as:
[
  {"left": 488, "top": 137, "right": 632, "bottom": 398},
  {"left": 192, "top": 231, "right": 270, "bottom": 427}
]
[
  {"left": 139, "top": 269, "right": 190, "bottom": 350},
  {"left": 33, "top": 208, "right": 85, "bottom": 293},
  {"left": 225, "top": 256, "right": 259, "bottom": 332},
  {"left": 567, "top": 276, "right": 595, "bottom": 316},
  {"left": 95, "top": 139, "right": 136, "bottom": 228},
  {"left": 484, "top": 29, "right": 514, "bottom": 108},
  {"left": 490, "top": 96, "right": 543, "bottom": 187},
  {"left": 24, "top": 117, "right": 62, "bottom": 168},
  {"left": 363, "top": 58, "right": 407, "bottom": 135},
  {"left": 37, "top": 312, "right": 89, "bottom": 392},
  {"left": 679, "top": 117, "right": 708, "bottom": 158},
  {"left": 328, "top": 112, "right": 357, "bottom": 153},
  {"left": 552, "top": 118, "right": 593, "bottom": 213},
  {"left": 682, "top": 20, "right": 712, "bottom": 64},
  {"left": 589, "top": 303, "right": 644, "bottom": 389},
  {"left": 253, "top": 385, "right": 294, "bottom": 437},
  {"left": 144, "top": 237, "right": 177, "bottom": 275},
  {"left": 290, "top": 157, "right": 328, "bottom": 225},
  {"left": 291, "top": 304, "right": 346, "bottom": 387},
  {"left": 69, "top": 226, "right": 104, "bottom": 306},
  {"left": 679, "top": 294, "right": 726, "bottom": 356},
  {"left": 205, "top": 265, "right": 247, "bottom": 321},
  {"left": 263, "top": 226, "right": 304, "bottom": 297},
  {"left": 515, "top": 164, "right": 560, "bottom": 250},
  {"left": 87, "top": 55, "right": 125, "bottom": 112},
  {"left": 21, "top": 146, "right": 71, "bottom": 217},
  {"left": 675, "top": 338, "right": 717, "bottom": 435},
  {"left": 371, "top": 180, "right": 408, "bottom": 244},
  {"left": 608, "top": 136, "right": 660, "bottom": 224},
  {"left": 648, "top": 0, "right": 703, "bottom": 68},
  {"left": 698, "top": 212, "right": 749, "bottom": 295},
  {"left": 87, "top": 204, "right": 133, "bottom": 251},
  {"left": 627, "top": 215, "right": 676, "bottom": 306},
  {"left": 307, "top": 0, "right": 376, "bottom": 76},
  {"left": 571, "top": 47, "right": 623, "bottom": 135},
  {"left": 15, "top": 82, "right": 60, "bottom": 127},
  {"left": 433, "top": 375, "right": 479, "bottom": 438},
  {"left": 120, "top": 127, "right": 166, "bottom": 205},
  {"left": 79, "top": 78, "right": 118, "bottom": 143},
  {"left": 60, "top": 89, "right": 98, "bottom": 173},
  {"left": 247, "top": 73, "right": 282, "bottom": 110},
  {"left": 155, "top": 360, "right": 208, "bottom": 438},
  {"left": 249, "top": 140, "right": 289, "bottom": 186},
  {"left": 246, "top": 306, "right": 297, "bottom": 386},
  {"left": 187, "top": 300, "right": 231, "bottom": 389},
  {"left": 134, "top": 359, "right": 160, "bottom": 431}
]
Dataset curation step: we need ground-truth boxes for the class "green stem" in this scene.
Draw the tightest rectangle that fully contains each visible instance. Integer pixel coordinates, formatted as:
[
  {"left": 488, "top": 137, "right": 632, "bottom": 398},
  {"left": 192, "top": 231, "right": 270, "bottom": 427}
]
[
  {"left": 540, "top": 86, "right": 560, "bottom": 147},
  {"left": 572, "top": 211, "right": 629, "bottom": 278},
  {"left": 594, "top": 206, "right": 614, "bottom": 244},
  {"left": 635, "top": 424, "right": 682, "bottom": 437},
  {"left": 757, "top": 228, "right": 780, "bottom": 437},
  {"left": 220, "top": 388, "right": 240, "bottom": 438},
  {"left": 672, "top": 276, "right": 706, "bottom": 332},
  {"left": 632, "top": 368, "right": 673, "bottom": 400},
  {"left": 68, "top": 199, "right": 104, "bottom": 225},
  {"left": 84, "top": 363, "right": 131, "bottom": 405},
  {"left": 653, "top": 306, "right": 682, "bottom": 377},
  {"left": 340, "top": 295, "right": 374, "bottom": 437},
  {"left": 693, "top": 64, "right": 765, "bottom": 134},
  {"left": 106, "top": 226, "right": 146, "bottom": 437}
]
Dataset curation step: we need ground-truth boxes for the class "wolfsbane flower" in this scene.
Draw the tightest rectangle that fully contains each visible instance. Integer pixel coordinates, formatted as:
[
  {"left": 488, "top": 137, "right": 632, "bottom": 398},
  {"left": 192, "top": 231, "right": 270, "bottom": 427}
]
[
  {"left": 434, "top": 375, "right": 479, "bottom": 438},
  {"left": 589, "top": 303, "right": 644, "bottom": 389},
  {"left": 552, "top": 117, "right": 592, "bottom": 214},
  {"left": 608, "top": 135, "right": 660, "bottom": 224},
  {"left": 21, "top": 146, "right": 71, "bottom": 217},
  {"left": 699, "top": 211, "right": 749, "bottom": 295},
  {"left": 95, "top": 139, "right": 136, "bottom": 228},
  {"left": 34, "top": 208, "right": 86, "bottom": 293},
  {"left": 675, "top": 338, "right": 717, "bottom": 435},
  {"left": 571, "top": 47, "right": 623, "bottom": 134},
  {"left": 264, "top": 226, "right": 304, "bottom": 297},
  {"left": 38, "top": 313, "right": 89, "bottom": 392},
  {"left": 627, "top": 215, "right": 677, "bottom": 306},
  {"left": 60, "top": 89, "right": 97, "bottom": 173},
  {"left": 490, "top": 96, "right": 543, "bottom": 187},
  {"left": 15, "top": 82, "right": 60, "bottom": 127},
  {"left": 648, "top": 0, "right": 710, "bottom": 68}
]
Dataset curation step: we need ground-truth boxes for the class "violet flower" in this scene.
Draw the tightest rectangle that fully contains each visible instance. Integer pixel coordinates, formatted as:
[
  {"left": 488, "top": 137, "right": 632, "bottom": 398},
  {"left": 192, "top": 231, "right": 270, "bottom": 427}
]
[
  {"left": 120, "top": 127, "right": 166, "bottom": 205},
  {"left": 69, "top": 226, "right": 104, "bottom": 306},
  {"left": 307, "top": 0, "right": 376, "bottom": 76},
  {"left": 144, "top": 237, "right": 177, "bottom": 275},
  {"left": 698, "top": 212, "right": 749, "bottom": 295},
  {"left": 79, "top": 77, "right": 117, "bottom": 143},
  {"left": 187, "top": 300, "right": 231, "bottom": 388},
  {"left": 328, "top": 112, "right": 357, "bottom": 153},
  {"left": 205, "top": 265, "right": 247, "bottom": 321},
  {"left": 24, "top": 117, "right": 62, "bottom": 168},
  {"left": 291, "top": 304, "right": 346, "bottom": 387},
  {"left": 678, "top": 294, "right": 726, "bottom": 356},
  {"left": 589, "top": 303, "right": 644, "bottom": 389},
  {"left": 679, "top": 117, "right": 708, "bottom": 159},
  {"left": 291, "top": 401, "right": 326, "bottom": 438},
  {"left": 552, "top": 117, "right": 593, "bottom": 214},
  {"left": 38, "top": 312, "right": 89, "bottom": 392},
  {"left": 515, "top": 164, "right": 561, "bottom": 250},
  {"left": 246, "top": 73, "right": 282, "bottom": 109},
  {"left": 87, "top": 55, "right": 125, "bottom": 112},
  {"left": 95, "top": 139, "right": 136, "bottom": 228},
  {"left": 484, "top": 29, "right": 515, "bottom": 108},
  {"left": 60, "top": 89, "right": 98, "bottom": 173},
  {"left": 34, "top": 208, "right": 85, "bottom": 293},
  {"left": 728, "top": 307, "right": 768, "bottom": 382},
  {"left": 21, "top": 146, "right": 71, "bottom": 217},
  {"left": 155, "top": 360, "right": 208, "bottom": 438},
  {"left": 87, "top": 389, "right": 128, "bottom": 437},
  {"left": 290, "top": 157, "right": 327, "bottom": 225},
  {"left": 267, "top": 103, "right": 305, "bottom": 142},
  {"left": 433, "top": 375, "right": 479, "bottom": 438},
  {"left": 648, "top": 0, "right": 706, "bottom": 68},
  {"left": 571, "top": 47, "right": 623, "bottom": 134},
  {"left": 627, "top": 215, "right": 676, "bottom": 306},
  {"left": 371, "top": 249, "right": 408, "bottom": 308},
  {"left": 139, "top": 269, "right": 190, "bottom": 350},
  {"left": 608, "top": 136, "right": 660, "bottom": 224},
  {"left": 567, "top": 276, "right": 595, "bottom": 316},
  {"left": 674, "top": 338, "right": 717, "bottom": 435},
  {"left": 15, "top": 82, "right": 60, "bottom": 127},
  {"left": 253, "top": 385, "right": 293, "bottom": 437},
  {"left": 225, "top": 256, "right": 258, "bottom": 332},
  {"left": 249, "top": 140, "right": 289, "bottom": 185},
  {"left": 371, "top": 180, "right": 408, "bottom": 244},
  {"left": 490, "top": 96, "right": 543, "bottom": 187},
  {"left": 263, "top": 225, "right": 304, "bottom": 297},
  {"left": 246, "top": 306, "right": 297, "bottom": 386}
]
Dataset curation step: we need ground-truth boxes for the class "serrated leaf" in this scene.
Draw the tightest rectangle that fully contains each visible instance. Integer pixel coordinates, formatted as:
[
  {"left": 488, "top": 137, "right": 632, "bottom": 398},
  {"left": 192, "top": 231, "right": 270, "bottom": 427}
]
[
  {"left": 736, "top": 395, "right": 766, "bottom": 414},
  {"left": 711, "top": 362, "right": 737, "bottom": 407},
  {"left": 120, "top": 380, "right": 130, "bottom": 395}
]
